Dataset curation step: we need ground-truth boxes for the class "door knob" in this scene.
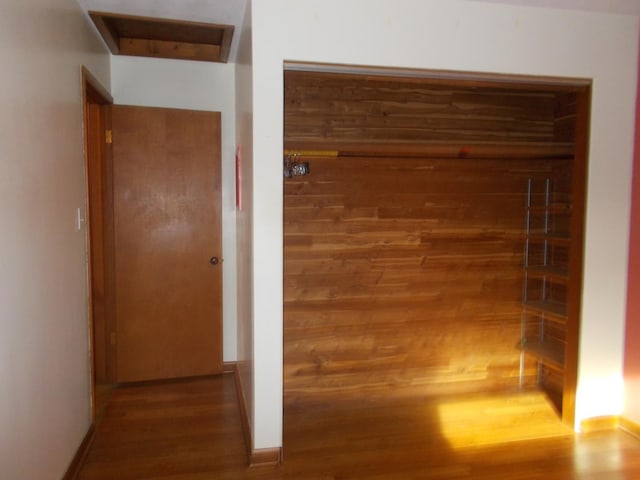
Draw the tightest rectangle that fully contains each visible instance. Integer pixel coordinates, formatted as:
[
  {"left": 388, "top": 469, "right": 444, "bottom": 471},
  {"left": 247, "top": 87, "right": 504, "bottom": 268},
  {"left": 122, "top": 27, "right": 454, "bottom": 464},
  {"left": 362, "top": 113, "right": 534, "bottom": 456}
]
[{"left": 209, "top": 256, "right": 220, "bottom": 265}]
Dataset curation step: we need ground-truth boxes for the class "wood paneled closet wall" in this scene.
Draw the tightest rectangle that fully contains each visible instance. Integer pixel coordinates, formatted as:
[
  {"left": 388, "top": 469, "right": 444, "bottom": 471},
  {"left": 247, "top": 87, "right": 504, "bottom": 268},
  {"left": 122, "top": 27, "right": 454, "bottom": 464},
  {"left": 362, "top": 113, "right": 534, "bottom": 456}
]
[{"left": 283, "top": 68, "right": 589, "bottom": 425}]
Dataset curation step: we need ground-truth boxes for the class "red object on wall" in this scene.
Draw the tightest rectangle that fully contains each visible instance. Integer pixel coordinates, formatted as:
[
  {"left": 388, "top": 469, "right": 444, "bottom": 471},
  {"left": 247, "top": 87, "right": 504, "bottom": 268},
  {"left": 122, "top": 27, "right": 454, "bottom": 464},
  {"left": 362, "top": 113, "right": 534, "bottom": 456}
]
[{"left": 236, "top": 145, "right": 242, "bottom": 210}]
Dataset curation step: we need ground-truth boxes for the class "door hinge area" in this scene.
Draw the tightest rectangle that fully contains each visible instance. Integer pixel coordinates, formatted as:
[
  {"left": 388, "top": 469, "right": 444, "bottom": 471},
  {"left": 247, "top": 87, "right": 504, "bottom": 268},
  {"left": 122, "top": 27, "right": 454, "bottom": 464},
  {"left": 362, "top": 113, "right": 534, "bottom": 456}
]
[
  {"left": 110, "top": 331, "right": 117, "bottom": 346},
  {"left": 105, "top": 129, "right": 113, "bottom": 144}
]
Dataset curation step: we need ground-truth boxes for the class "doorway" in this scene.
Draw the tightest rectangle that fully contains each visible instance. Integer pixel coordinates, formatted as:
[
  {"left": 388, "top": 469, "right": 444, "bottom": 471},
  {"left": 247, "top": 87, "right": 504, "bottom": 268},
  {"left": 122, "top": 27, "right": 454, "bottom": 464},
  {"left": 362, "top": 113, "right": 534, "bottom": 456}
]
[{"left": 82, "top": 70, "right": 224, "bottom": 420}]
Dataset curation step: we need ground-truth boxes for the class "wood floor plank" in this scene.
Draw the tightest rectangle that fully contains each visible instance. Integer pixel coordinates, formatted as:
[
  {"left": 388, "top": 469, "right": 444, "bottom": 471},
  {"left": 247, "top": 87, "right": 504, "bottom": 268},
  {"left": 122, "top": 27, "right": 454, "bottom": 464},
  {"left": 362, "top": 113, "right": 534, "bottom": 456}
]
[{"left": 77, "top": 376, "right": 640, "bottom": 479}]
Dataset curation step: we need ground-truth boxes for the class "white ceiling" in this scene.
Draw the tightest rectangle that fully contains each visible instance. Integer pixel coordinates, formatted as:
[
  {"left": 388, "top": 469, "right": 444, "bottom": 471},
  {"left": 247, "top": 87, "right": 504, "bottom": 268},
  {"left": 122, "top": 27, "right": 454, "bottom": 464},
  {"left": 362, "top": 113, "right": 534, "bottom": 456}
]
[{"left": 75, "top": 0, "right": 640, "bottom": 64}]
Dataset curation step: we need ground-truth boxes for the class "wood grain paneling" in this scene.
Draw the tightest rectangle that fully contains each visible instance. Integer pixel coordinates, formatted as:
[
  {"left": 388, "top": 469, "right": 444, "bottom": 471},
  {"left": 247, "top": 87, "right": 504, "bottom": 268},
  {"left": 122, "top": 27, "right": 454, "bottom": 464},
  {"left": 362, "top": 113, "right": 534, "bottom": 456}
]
[
  {"left": 285, "top": 71, "right": 561, "bottom": 145},
  {"left": 554, "top": 92, "right": 579, "bottom": 143},
  {"left": 284, "top": 154, "right": 572, "bottom": 396}
]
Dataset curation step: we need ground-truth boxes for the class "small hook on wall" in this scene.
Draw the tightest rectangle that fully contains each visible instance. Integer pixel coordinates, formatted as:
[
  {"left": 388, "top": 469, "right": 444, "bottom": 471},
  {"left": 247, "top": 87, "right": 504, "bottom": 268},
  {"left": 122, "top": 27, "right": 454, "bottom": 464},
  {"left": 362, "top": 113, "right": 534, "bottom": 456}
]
[{"left": 284, "top": 152, "right": 310, "bottom": 178}]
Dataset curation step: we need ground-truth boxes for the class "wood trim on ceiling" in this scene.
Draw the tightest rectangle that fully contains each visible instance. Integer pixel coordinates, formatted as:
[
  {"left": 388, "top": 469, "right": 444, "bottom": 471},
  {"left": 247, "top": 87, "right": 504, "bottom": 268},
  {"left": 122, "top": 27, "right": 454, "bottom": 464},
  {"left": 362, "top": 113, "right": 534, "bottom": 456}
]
[
  {"left": 284, "top": 61, "right": 592, "bottom": 92},
  {"left": 89, "top": 11, "right": 234, "bottom": 63}
]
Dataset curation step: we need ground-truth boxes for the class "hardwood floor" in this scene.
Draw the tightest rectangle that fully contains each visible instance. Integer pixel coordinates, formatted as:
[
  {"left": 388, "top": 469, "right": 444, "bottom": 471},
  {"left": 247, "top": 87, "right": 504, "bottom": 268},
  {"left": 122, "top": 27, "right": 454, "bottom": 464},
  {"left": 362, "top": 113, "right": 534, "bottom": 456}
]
[
  {"left": 79, "top": 376, "right": 247, "bottom": 480},
  {"left": 78, "top": 375, "right": 640, "bottom": 479}
]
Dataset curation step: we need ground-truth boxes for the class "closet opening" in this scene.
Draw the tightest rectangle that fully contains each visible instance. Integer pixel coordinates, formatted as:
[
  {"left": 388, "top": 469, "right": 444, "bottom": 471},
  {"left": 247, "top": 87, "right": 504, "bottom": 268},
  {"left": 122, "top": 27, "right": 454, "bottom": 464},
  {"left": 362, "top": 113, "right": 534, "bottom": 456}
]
[{"left": 283, "top": 65, "right": 590, "bottom": 427}]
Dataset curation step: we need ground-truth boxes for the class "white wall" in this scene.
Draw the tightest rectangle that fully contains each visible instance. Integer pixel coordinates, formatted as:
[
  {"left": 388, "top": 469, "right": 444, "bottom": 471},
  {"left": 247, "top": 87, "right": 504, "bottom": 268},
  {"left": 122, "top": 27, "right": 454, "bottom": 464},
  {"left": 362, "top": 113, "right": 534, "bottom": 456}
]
[
  {"left": 0, "top": 0, "right": 110, "bottom": 478},
  {"left": 111, "top": 56, "right": 238, "bottom": 361},
  {"left": 234, "top": 0, "right": 255, "bottom": 440},
  {"left": 249, "top": 0, "right": 639, "bottom": 447}
]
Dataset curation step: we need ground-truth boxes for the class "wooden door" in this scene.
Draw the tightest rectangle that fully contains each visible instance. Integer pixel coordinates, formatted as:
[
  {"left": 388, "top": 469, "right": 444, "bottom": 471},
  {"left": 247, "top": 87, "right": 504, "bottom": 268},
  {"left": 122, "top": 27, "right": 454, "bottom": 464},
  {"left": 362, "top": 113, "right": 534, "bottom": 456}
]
[{"left": 112, "top": 105, "right": 223, "bottom": 382}]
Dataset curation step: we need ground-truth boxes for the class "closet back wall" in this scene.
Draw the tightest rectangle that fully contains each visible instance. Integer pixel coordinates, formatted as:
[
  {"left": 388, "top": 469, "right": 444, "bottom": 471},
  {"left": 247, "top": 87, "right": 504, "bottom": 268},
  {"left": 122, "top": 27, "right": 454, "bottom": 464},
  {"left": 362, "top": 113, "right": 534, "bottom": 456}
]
[{"left": 284, "top": 155, "right": 571, "bottom": 396}]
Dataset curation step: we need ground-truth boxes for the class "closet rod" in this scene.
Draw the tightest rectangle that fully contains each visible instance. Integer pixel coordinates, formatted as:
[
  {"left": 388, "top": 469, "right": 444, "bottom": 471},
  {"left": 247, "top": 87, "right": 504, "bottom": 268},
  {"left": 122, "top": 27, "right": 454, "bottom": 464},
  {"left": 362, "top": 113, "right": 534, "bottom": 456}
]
[
  {"left": 284, "top": 142, "right": 574, "bottom": 160},
  {"left": 284, "top": 149, "right": 339, "bottom": 158}
]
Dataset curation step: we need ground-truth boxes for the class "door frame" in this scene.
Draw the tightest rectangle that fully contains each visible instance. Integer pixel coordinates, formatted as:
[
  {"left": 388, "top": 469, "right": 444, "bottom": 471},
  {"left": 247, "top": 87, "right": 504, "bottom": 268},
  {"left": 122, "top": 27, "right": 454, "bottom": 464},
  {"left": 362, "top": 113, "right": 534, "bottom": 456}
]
[{"left": 81, "top": 66, "right": 115, "bottom": 421}]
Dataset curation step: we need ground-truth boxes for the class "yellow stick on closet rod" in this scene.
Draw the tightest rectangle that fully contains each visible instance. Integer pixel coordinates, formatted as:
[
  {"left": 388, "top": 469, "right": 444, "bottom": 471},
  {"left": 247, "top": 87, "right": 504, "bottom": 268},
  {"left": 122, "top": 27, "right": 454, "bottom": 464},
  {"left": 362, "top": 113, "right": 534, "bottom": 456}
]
[{"left": 283, "top": 149, "right": 339, "bottom": 157}]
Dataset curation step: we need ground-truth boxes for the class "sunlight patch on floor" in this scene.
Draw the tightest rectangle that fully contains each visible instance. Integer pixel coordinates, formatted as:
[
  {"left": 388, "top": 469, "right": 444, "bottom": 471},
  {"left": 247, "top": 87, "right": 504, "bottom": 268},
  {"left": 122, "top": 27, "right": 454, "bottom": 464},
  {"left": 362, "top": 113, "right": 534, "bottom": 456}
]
[{"left": 436, "top": 390, "right": 572, "bottom": 449}]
